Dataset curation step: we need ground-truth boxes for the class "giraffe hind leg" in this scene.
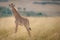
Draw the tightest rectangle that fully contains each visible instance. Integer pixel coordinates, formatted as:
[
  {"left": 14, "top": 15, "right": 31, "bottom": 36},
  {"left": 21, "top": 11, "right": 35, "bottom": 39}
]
[
  {"left": 26, "top": 21, "right": 31, "bottom": 31},
  {"left": 26, "top": 27, "right": 31, "bottom": 37},
  {"left": 24, "top": 24, "right": 31, "bottom": 37}
]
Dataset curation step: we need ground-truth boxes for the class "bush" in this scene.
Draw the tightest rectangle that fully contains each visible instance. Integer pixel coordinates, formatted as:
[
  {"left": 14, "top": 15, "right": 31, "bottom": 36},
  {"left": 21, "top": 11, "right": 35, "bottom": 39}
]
[{"left": 0, "top": 6, "right": 12, "bottom": 17}]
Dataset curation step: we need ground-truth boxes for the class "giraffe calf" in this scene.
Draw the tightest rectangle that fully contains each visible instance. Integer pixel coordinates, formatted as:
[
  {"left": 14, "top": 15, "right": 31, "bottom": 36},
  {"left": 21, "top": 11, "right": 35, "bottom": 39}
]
[{"left": 9, "top": 3, "right": 31, "bottom": 37}]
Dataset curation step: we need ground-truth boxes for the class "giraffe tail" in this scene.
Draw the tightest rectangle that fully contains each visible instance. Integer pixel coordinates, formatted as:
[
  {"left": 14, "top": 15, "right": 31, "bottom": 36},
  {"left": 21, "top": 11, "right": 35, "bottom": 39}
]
[{"left": 29, "top": 27, "right": 31, "bottom": 31}]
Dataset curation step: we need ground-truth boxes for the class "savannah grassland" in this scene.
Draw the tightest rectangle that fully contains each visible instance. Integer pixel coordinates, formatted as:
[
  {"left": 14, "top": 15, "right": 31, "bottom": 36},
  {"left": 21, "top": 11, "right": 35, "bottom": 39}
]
[{"left": 0, "top": 16, "right": 60, "bottom": 40}]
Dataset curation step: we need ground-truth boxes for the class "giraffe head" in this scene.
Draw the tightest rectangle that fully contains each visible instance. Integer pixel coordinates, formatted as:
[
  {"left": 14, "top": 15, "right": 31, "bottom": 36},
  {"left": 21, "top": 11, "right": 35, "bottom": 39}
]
[{"left": 9, "top": 3, "right": 15, "bottom": 7}]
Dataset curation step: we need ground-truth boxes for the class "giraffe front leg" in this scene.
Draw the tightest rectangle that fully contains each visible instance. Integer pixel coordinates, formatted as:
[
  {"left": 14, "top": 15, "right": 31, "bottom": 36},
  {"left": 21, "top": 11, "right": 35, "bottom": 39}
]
[{"left": 15, "top": 21, "right": 18, "bottom": 33}]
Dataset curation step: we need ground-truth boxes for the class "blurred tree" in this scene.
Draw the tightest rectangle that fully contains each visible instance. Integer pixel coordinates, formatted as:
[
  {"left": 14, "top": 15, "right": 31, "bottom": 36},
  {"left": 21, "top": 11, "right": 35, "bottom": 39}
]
[
  {"left": 18, "top": 7, "right": 22, "bottom": 11},
  {"left": 0, "top": 0, "right": 8, "bottom": 2},
  {"left": 0, "top": 6, "right": 12, "bottom": 17},
  {"left": 23, "top": 8, "right": 26, "bottom": 12},
  {"left": 37, "top": 12, "right": 43, "bottom": 16}
]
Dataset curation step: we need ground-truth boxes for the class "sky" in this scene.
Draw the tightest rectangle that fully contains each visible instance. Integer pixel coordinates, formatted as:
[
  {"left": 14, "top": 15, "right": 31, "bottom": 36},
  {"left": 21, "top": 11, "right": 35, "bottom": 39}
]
[
  {"left": 0, "top": 0, "right": 60, "bottom": 15},
  {"left": 0, "top": 0, "right": 60, "bottom": 2}
]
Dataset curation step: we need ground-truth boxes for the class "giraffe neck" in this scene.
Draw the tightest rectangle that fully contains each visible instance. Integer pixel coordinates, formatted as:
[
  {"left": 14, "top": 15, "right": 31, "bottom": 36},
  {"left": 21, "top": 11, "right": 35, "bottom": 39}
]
[{"left": 11, "top": 6, "right": 22, "bottom": 19}]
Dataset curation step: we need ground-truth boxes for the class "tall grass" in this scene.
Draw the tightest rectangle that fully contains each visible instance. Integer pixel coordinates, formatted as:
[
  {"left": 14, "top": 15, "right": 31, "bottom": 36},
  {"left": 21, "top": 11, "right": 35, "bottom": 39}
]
[
  {"left": 0, "top": 29, "right": 9, "bottom": 40},
  {"left": 0, "top": 17, "right": 60, "bottom": 40}
]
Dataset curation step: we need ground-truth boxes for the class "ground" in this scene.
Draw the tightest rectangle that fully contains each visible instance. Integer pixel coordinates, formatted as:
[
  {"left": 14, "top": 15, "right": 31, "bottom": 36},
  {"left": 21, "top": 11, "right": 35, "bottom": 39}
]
[{"left": 0, "top": 16, "right": 60, "bottom": 40}]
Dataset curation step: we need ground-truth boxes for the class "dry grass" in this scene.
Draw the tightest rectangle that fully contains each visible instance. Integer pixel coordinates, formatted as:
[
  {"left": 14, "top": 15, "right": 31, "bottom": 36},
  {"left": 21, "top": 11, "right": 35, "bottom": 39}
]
[{"left": 0, "top": 16, "right": 60, "bottom": 40}]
